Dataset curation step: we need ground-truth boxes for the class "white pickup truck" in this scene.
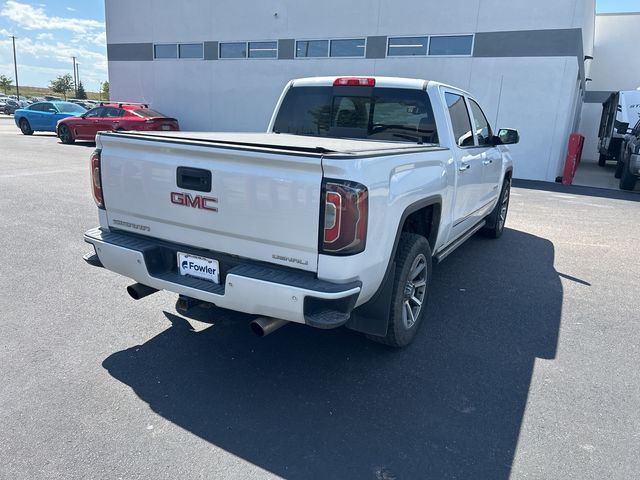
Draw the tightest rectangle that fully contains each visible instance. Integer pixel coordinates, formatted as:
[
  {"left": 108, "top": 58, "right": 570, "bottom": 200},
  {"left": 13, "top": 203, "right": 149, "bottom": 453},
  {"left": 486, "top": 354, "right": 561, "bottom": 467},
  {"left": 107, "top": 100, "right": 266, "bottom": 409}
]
[{"left": 84, "top": 76, "right": 518, "bottom": 347}]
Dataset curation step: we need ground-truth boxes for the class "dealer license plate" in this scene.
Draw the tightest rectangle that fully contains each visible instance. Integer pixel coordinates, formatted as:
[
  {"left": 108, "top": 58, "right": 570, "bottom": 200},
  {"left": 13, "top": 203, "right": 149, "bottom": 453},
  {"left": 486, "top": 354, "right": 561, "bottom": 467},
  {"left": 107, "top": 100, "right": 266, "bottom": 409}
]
[
  {"left": 177, "top": 252, "right": 220, "bottom": 284},
  {"left": 161, "top": 125, "right": 172, "bottom": 130}
]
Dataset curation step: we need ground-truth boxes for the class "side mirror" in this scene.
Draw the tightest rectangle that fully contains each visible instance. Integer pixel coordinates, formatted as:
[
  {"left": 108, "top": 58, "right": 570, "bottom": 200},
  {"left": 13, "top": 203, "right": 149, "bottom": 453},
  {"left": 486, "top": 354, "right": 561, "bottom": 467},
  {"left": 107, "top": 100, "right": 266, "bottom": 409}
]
[
  {"left": 497, "top": 128, "right": 519, "bottom": 145},
  {"left": 48, "top": 108, "right": 57, "bottom": 113}
]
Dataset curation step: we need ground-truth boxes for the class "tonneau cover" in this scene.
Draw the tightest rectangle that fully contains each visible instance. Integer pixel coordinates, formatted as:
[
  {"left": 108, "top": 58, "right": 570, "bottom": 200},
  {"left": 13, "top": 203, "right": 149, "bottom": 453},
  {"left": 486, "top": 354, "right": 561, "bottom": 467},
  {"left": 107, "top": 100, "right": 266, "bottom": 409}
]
[{"left": 101, "top": 131, "right": 441, "bottom": 156}]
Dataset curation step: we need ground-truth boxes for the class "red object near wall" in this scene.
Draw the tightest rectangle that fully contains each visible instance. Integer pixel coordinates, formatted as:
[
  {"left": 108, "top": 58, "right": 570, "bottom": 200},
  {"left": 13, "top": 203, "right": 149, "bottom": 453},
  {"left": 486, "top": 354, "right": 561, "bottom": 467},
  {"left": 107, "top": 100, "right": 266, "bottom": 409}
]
[{"left": 562, "top": 133, "right": 585, "bottom": 185}]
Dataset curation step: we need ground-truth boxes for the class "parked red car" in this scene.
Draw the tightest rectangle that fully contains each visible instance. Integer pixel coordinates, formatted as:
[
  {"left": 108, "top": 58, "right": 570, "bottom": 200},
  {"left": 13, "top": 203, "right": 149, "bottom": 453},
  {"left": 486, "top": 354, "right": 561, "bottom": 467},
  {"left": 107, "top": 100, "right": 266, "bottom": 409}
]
[{"left": 56, "top": 102, "right": 180, "bottom": 144}]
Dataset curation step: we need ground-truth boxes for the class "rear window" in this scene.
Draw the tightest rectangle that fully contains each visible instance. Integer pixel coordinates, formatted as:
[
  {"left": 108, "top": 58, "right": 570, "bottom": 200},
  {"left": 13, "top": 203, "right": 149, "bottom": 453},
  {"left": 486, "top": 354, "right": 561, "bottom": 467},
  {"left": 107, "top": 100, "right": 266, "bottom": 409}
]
[
  {"left": 272, "top": 86, "right": 438, "bottom": 144},
  {"left": 132, "top": 108, "right": 166, "bottom": 118}
]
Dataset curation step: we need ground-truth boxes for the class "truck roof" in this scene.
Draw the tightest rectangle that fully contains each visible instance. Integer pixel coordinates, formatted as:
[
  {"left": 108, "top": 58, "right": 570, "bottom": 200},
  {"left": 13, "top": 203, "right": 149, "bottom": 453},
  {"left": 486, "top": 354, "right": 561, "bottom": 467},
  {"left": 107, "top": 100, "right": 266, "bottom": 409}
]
[{"left": 290, "top": 76, "right": 471, "bottom": 96}]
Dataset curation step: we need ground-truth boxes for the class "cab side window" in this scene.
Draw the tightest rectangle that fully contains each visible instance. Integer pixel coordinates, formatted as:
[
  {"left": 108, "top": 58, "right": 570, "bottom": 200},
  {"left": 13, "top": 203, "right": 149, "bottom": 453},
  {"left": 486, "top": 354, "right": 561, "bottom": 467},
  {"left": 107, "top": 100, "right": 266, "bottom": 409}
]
[
  {"left": 445, "top": 92, "right": 473, "bottom": 147},
  {"left": 468, "top": 99, "right": 493, "bottom": 147}
]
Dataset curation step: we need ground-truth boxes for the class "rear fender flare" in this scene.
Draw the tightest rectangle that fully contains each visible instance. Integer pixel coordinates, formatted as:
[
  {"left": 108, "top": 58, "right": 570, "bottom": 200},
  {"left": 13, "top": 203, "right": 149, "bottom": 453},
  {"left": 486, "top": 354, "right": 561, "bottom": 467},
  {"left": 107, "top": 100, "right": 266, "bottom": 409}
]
[{"left": 346, "top": 195, "right": 442, "bottom": 336}]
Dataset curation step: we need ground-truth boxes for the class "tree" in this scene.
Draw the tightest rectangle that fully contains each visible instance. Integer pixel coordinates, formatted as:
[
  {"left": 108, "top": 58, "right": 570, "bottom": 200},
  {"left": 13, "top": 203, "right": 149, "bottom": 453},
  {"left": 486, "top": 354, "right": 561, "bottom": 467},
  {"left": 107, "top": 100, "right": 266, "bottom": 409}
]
[
  {"left": 76, "top": 80, "right": 87, "bottom": 99},
  {"left": 49, "top": 74, "right": 74, "bottom": 100},
  {"left": 0, "top": 74, "right": 12, "bottom": 95},
  {"left": 101, "top": 80, "right": 109, "bottom": 101}
]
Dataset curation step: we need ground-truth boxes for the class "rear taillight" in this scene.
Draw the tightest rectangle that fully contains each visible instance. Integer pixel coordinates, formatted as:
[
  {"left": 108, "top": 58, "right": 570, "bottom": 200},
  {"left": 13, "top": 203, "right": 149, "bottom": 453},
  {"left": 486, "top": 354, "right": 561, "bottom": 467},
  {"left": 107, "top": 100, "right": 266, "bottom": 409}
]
[
  {"left": 90, "top": 149, "right": 104, "bottom": 209},
  {"left": 321, "top": 180, "right": 368, "bottom": 255},
  {"left": 333, "top": 77, "right": 375, "bottom": 87}
]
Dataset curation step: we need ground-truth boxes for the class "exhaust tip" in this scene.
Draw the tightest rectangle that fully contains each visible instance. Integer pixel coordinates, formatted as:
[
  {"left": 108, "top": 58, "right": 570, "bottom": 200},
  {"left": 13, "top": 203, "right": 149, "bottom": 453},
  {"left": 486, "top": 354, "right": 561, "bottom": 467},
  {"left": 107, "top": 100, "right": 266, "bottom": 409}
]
[
  {"left": 126, "top": 284, "right": 141, "bottom": 300},
  {"left": 127, "top": 283, "right": 158, "bottom": 300},
  {"left": 250, "top": 321, "right": 266, "bottom": 337},
  {"left": 250, "top": 317, "right": 289, "bottom": 337}
]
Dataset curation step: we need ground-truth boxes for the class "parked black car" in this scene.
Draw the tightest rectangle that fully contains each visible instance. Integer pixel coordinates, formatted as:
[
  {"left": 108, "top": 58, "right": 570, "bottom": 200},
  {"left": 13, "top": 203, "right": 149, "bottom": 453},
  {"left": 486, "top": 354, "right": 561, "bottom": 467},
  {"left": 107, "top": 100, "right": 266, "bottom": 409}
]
[
  {"left": 615, "top": 119, "right": 640, "bottom": 191},
  {"left": 3, "top": 99, "right": 20, "bottom": 115}
]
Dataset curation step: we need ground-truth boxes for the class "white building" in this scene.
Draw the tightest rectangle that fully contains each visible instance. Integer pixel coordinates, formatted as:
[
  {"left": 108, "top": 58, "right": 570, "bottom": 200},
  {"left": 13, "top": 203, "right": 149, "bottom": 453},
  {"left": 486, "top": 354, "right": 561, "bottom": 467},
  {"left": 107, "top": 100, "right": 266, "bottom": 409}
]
[{"left": 105, "top": 0, "right": 596, "bottom": 181}]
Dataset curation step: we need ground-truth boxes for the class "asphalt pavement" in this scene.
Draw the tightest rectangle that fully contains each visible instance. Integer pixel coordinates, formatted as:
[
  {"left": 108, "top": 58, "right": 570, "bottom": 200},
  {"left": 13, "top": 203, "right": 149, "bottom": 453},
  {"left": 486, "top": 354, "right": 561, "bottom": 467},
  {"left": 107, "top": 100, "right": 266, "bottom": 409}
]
[{"left": 1, "top": 116, "right": 639, "bottom": 479}]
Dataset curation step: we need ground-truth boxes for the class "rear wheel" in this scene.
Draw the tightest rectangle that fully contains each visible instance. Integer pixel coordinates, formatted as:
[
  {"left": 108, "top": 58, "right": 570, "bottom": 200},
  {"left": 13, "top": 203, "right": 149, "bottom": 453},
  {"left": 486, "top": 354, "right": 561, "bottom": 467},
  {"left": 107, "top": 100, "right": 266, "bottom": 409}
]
[
  {"left": 619, "top": 159, "right": 638, "bottom": 191},
  {"left": 366, "top": 233, "right": 432, "bottom": 348},
  {"left": 614, "top": 160, "right": 624, "bottom": 179},
  {"left": 58, "top": 124, "right": 74, "bottom": 144},
  {"left": 614, "top": 143, "right": 626, "bottom": 178},
  {"left": 598, "top": 153, "right": 607, "bottom": 167},
  {"left": 19, "top": 118, "right": 33, "bottom": 135}
]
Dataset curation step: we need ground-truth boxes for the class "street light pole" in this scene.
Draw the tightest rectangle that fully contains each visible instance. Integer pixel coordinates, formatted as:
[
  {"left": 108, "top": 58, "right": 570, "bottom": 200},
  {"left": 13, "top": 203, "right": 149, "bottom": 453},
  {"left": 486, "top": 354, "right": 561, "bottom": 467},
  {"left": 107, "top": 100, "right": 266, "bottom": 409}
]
[
  {"left": 72, "top": 56, "right": 77, "bottom": 97},
  {"left": 11, "top": 36, "right": 20, "bottom": 101}
]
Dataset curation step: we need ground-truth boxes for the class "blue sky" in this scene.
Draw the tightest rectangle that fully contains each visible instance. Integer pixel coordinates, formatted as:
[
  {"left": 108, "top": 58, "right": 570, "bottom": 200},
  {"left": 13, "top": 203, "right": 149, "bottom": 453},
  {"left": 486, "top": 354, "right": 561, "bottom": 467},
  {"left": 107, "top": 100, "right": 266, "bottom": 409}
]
[
  {"left": 596, "top": 0, "right": 640, "bottom": 12},
  {"left": 0, "top": 1, "right": 106, "bottom": 91},
  {"left": 0, "top": 1, "right": 638, "bottom": 91}
]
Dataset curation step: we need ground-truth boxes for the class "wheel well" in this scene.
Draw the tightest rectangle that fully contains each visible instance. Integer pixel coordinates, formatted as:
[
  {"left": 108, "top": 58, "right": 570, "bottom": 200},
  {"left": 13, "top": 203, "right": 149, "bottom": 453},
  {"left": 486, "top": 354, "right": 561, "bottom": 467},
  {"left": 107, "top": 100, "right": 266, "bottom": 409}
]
[
  {"left": 401, "top": 203, "right": 441, "bottom": 248},
  {"left": 505, "top": 169, "right": 513, "bottom": 181}
]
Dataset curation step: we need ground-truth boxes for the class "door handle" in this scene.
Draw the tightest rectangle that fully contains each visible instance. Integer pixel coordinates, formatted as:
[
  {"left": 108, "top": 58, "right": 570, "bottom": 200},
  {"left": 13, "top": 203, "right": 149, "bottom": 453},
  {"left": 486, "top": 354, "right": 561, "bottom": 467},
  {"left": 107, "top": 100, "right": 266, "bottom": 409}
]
[
  {"left": 459, "top": 163, "right": 470, "bottom": 172},
  {"left": 483, "top": 159, "right": 493, "bottom": 165}
]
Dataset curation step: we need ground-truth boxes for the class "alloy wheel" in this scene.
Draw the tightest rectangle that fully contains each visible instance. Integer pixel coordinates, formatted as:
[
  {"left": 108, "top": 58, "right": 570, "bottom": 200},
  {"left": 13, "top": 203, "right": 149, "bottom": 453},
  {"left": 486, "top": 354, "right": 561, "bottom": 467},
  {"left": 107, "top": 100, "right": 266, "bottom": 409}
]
[
  {"left": 497, "top": 183, "right": 510, "bottom": 230},
  {"left": 402, "top": 254, "right": 428, "bottom": 329}
]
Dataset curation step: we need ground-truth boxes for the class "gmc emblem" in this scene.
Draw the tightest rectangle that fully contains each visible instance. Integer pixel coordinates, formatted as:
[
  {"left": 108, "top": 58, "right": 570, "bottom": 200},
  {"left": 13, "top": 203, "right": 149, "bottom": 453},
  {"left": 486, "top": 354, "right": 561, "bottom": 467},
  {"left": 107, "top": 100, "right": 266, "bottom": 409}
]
[{"left": 170, "top": 192, "right": 218, "bottom": 212}]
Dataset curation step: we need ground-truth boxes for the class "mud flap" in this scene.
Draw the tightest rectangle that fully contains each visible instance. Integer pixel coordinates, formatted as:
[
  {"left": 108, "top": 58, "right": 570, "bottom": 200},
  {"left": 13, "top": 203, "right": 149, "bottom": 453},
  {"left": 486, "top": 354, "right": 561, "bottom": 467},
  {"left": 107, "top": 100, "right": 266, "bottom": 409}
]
[{"left": 345, "top": 263, "right": 395, "bottom": 337}]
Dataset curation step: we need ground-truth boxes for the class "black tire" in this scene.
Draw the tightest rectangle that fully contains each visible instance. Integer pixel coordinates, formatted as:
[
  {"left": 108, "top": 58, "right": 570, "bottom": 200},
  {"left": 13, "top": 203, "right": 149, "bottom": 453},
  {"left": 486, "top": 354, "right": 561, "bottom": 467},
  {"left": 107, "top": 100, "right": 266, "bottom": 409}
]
[
  {"left": 19, "top": 118, "right": 33, "bottom": 135},
  {"left": 58, "top": 124, "right": 74, "bottom": 144},
  {"left": 614, "top": 160, "right": 624, "bottom": 179},
  {"left": 598, "top": 153, "right": 607, "bottom": 167},
  {"left": 619, "top": 159, "right": 638, "bottom": 191},
  {"left": 614, "top": 143, "right": 627, "bottom": 178},
  {"left": 366, "top": 233, "right": 432, "bottom": 348},
  {"left": 481, "top": 177, "right": 511, "bottom": 239}
]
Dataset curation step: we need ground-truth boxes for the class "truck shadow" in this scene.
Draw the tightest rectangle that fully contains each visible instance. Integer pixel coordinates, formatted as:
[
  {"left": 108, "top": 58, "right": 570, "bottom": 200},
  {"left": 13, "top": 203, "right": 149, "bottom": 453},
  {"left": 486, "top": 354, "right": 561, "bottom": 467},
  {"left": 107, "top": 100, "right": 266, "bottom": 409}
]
[{"left": 102, "top": 228, "right": 562, "bottom": 479}]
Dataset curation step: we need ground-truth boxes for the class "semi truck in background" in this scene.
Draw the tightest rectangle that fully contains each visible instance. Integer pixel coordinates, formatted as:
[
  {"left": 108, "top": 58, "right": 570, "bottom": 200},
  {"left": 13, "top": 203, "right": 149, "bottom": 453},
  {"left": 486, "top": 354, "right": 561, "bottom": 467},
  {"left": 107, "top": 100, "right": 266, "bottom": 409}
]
[{"left": 597, "top": 89, "right": 640, "bottom": 167}]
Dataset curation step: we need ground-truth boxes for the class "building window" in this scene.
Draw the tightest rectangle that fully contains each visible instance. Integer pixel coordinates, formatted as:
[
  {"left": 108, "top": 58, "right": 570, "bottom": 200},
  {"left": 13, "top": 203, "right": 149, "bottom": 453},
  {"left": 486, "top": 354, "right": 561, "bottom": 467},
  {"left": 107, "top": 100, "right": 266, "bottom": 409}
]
[
  {"left": 249, "top": 41, "right": 278, "bottom": 58},
  {"left": 179, "top": 43, "right": 204, "bottom": 59},
  {"left": 296, "top": 40, "right": 329, "bottom": 58},
  {"left": 220, "top": 42, "right": 247, "bottom": 59},
  {"left": 330, "top": 38, "right": 365, "bottom": 57},
  {"left": 387, "top": 36, "right": 428, "bottom": 56},
  {"left": 154, "top": 43, "right": 178, "bottom": 59},
  {"left": 429, "top": 35, "right": 473, "bottom": 56}
]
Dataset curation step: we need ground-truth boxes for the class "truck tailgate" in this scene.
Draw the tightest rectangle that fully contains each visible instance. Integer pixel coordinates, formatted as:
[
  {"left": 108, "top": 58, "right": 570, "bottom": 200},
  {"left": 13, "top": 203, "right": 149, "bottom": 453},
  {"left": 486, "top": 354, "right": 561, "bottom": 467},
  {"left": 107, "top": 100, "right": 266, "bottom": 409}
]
[{"left": 98, "top": 134, "right": 322, "bottom": 272}]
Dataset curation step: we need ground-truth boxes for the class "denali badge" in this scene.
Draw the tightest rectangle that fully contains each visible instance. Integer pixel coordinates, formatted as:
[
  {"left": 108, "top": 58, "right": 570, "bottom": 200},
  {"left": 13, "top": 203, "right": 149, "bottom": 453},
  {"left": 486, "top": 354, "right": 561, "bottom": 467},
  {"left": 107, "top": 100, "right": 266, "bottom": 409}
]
[
  {"left": 272, "top": 254, "right": 309, "bottom": 266},
  {"left": 170, "top": 192, "right": 218, "bottom": 212}
]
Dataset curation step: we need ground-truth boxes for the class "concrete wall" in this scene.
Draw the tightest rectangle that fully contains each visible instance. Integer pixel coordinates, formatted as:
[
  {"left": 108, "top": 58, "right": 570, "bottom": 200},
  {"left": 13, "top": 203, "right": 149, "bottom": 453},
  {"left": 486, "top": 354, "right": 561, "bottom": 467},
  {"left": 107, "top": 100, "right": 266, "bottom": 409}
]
[
  {"left": 105, "top": 0, "right": 594, "bottom": 41},
  {"left": 579, "top": 13, "right": 640, "bottom": 160},
  {"left": 105, "top": 0, "right": 595, "bottom": 181}
]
